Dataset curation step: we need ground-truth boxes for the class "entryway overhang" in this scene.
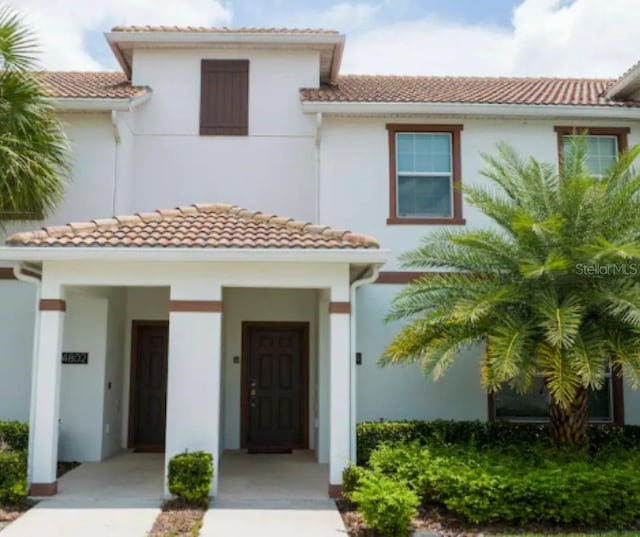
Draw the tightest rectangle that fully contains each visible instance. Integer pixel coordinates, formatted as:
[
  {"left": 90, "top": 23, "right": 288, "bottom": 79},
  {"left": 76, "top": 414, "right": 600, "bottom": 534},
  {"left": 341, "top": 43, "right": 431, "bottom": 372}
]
[{"left": 1, "top": 203, "right": 389, "bottom": 499}]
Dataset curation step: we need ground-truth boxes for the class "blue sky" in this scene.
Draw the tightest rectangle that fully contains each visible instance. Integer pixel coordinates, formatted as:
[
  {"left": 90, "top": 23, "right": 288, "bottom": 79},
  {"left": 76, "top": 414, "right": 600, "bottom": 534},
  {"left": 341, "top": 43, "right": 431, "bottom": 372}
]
[{"left": 12, "top": 0, "right": 640, "bottom": 78}]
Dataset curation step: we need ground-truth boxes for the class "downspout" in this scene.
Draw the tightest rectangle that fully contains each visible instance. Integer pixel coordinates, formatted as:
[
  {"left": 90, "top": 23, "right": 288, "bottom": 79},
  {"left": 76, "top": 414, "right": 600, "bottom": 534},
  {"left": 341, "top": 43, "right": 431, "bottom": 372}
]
[
  {"left": 349, "top": 265, "right": 380, "bottom": 463},
  {"left": 314, "top": 112, "right": 322, "bottom": 223},
  {"left": 111, "top": 110, "right": 121, "bottom": 216},
  {"left": 13, "top": 262, "right": 43, "bottom": 485}
]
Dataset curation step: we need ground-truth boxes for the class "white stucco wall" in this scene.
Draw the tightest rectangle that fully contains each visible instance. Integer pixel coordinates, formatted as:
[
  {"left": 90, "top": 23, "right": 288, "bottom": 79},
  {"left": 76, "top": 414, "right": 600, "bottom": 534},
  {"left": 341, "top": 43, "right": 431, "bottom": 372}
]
[
  {"left": 101, "top": 288, "right": 127, "bottom": 459},
  {"left": 128, "top": 48, "right": 318, "bottom": 220},
  {"left": 221, "top": 287, "right": 318, "bottom": 451},
  {"left": 319, "top": 116, "right": 640, "bottom": 270},
  {"left": 58, "top": 292, "right": 109, "bottom": 462},
  {"left": 0, "top": 280, "right": 36, "bottom": 421},
  {"left": 355, "top": 284, "right": 487, "bottom": 422}
]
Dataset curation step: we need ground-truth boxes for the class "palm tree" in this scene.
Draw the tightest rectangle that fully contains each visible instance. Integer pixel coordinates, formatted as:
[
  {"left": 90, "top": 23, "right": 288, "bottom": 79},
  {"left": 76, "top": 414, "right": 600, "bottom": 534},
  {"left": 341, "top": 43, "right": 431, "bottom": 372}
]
[
  {"left": 0, "top": 7, "right": 69, "bottom": 220},
  {"left": 381, "top": 139, "right": 640, "bottom": 446}
]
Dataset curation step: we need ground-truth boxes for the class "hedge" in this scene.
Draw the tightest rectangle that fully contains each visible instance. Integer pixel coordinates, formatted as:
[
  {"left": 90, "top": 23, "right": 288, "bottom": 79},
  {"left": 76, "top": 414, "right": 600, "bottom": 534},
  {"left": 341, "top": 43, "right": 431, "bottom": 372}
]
[
  {"left": 356, "top": 420, "right": 640, "bottom": 464},
  {"left": 0, "top": 447, "right": 28, "bottom": 505},
  {"left": 0, "top": 421, "right": 29, "bottom": 453},
  {"left": 357, "top": 442, "right": 640, "bottom": 527}
]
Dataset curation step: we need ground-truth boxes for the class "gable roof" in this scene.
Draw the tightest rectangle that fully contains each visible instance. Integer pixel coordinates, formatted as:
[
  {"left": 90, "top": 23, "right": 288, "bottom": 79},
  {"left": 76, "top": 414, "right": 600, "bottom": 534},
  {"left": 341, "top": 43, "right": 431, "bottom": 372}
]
[
  {"left": 36, "top": 71, "right": 146, "bottom": 100},
  {"left": 300, "top": 75, "right": 640, "bottom": 107},
  {"left": 6, "top": 203, "right": 379, "bottom": 250}
]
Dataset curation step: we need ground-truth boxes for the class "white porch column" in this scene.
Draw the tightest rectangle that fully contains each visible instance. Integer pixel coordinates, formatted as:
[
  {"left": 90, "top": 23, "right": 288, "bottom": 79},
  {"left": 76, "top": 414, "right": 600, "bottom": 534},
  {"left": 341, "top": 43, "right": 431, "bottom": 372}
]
[
  {"left": 328, "top": 287, "right": 351, "bottom": 497},
  {"left": 165, "top": 285, "right": 222, "bottom": 497},
  {"left": 30, "top": 294, "right": 66, "bottom": 496}
]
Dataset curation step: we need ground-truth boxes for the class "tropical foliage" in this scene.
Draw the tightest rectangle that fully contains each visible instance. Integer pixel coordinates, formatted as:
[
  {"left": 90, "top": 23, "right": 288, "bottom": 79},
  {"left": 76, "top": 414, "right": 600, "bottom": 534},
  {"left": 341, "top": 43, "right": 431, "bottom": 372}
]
[
  {"left": 0, "top": 7, "right": 69, "bottom": 220},
  {"left": 381, "top": 139, "right": 640, "bottom": 444}
]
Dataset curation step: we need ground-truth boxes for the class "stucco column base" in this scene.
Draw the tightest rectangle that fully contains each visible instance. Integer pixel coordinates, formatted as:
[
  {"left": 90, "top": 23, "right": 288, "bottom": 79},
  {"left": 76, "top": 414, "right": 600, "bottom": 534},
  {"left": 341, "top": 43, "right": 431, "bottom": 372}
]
[
  {"left": 328, "top": 484, "right": 343, "bottom": 499},
  {"left": 30, "top": 481, "right": 58, "bottom": 496}
]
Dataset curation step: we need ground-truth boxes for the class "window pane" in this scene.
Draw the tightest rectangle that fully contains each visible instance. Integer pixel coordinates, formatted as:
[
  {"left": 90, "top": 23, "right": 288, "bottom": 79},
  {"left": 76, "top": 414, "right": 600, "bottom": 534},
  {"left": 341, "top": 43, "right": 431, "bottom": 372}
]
[
  {"left": 396, "top": 133, "right": 451, "bottom": 173},
  {"left": 587, "top": 380, "right": 612, "bottom": 421},
  {"left": 495, "top": 377, "right": 613, "bottom": 421},
  {"left": 398, "top": 175, "right": 452, "bottom": 218},
  {"left": 495, "top": 377, "right": 548, "bottom": 419},
  {"left": 564, "top": 135, "right": 618, "bottom": 175}
]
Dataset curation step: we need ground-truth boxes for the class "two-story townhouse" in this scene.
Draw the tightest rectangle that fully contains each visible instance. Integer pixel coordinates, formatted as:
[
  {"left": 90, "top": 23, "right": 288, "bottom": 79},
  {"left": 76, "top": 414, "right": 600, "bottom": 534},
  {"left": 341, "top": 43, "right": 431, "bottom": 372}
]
[{"left": 0, "top": 26, "right": 639, "bottom": 499}]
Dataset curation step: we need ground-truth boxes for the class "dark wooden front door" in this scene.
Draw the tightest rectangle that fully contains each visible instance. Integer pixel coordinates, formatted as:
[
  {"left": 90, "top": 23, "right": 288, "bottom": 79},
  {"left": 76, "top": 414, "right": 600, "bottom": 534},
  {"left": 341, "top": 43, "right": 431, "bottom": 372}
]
[
  {"left": 243, "top": 323, "right": 308, "bottom": 452},
  {"left": 129, "top": 322, "right": 169, "bottom": 451}
]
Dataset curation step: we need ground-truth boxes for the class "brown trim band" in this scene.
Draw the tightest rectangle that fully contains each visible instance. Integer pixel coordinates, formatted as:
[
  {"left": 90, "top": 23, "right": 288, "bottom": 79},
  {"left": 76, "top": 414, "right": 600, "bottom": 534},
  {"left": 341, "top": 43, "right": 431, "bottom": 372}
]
[
  {"left": 0, "top": 268, "right": 16, "bottom": 280},
  {"left": 328, "top": 484, "right": 343, "bottom": 499},
  {"left": 30, "top": 481, "right": 57, "bottom": 496},
  {"left": 169, "top": 300, "right": 223, "bottom": 313},
  {"left": 39, "top": 299, "right": 66, "bottom": 312},
  {"left": 376, "top": 271, "right": 430, "bottom": 284},
  {"left": 329, "top": 302, "right": 351, "bottom": 314}
]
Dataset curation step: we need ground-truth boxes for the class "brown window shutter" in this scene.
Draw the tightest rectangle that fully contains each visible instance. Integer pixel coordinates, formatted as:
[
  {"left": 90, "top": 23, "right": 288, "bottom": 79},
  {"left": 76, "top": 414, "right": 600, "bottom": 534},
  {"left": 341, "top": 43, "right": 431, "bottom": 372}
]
[{"left": 200, "top": 60, "right": 249, "bottom": 135}]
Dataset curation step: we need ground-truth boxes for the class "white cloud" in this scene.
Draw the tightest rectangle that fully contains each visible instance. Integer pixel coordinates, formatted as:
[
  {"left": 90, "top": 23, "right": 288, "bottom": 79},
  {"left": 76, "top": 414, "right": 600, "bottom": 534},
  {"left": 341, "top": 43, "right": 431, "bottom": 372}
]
[
  {"left": 9, "top": 0, "right": 233, "bottom": 70},
  {"left": 6, "top": 0, "right": 640, "bottom": 78},
  {"left": 341, "top": 0, "right": 640, "bottom": 78}
]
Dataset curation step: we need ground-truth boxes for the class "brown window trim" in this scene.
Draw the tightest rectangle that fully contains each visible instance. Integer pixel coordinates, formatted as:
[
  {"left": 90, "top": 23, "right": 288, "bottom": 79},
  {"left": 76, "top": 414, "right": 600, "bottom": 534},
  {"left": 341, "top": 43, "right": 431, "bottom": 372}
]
[
  {"left": 554, "top": 126, "right": 630, "bottom": 169},
  {"left": 487, "top": 364, "right": 625, "bottom": 426},
  {"left": 386, "top": 123, "right": 465, "bottom": 226}
]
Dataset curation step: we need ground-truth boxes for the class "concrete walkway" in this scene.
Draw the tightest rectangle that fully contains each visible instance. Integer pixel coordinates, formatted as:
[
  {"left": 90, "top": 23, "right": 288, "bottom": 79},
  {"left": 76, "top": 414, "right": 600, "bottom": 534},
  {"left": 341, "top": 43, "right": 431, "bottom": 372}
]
[
  {"left": 1, "top": 453, "right": 163, "bottom": 537},
  {"left": 201, "top": 499, "right": 347, "bottom": 537},
  {"left": 204, "top": 452, "right": 346, "bottom": 536}
]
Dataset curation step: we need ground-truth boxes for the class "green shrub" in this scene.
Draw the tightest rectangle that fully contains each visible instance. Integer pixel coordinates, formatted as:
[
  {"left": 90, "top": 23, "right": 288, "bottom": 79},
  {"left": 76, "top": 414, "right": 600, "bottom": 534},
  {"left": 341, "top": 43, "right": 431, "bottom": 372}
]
[
  {"left": 350, "top": 472, "right": 418, "bottom": 537},
  {"left": 0, "top": 449, "right": 28, "bottom": 505},
  {"left": 0, "top": 422, "right": 28, "bottom": 453},
  {"left": 365, "top": 443, "right": 640, "bottom": 527},
  {"left": 342, "top": 464, "right": 366, "bottom": 498},
  {"left": 356, "top": 420, "right": 640, "bottom": 464},
  {"left": 167, "top": 451, "right": 213, "bottom": 505}
]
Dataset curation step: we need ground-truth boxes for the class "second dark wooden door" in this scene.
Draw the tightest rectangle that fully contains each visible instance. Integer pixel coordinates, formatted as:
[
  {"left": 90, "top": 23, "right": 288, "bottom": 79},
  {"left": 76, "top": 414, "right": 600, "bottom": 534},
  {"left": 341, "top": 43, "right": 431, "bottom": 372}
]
[
  {"left": 131, "top": 323, "right": 169, "bottom": 451},
  {"left": 246, "top": 326, "right": 306, "bottom": 451}
]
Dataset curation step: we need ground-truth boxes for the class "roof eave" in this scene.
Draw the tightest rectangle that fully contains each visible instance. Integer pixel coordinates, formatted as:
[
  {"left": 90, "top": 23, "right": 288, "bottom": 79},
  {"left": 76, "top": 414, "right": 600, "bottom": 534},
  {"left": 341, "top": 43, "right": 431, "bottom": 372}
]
[
  {"left": 0, "top": 246, "right": 390, "bottom": 265},
  {"left": 105, "top": 31, "right": 345, "bottom": 83},
  {"left": 46, "top": 90, "right": 152, "bottom": 112},
  {"left": 301, "top": 100, "right": 640, "bottom": 119},
  {"left": 606, "top": 63, "right": 640, "bottom": 100}
]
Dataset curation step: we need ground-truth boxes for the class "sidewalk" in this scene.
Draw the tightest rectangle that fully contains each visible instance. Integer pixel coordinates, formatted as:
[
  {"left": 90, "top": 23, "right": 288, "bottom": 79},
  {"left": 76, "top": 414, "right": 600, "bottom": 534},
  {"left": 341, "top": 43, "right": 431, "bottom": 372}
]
[{"left": 200, "top": 498, "right": 347, "bottom": 537}]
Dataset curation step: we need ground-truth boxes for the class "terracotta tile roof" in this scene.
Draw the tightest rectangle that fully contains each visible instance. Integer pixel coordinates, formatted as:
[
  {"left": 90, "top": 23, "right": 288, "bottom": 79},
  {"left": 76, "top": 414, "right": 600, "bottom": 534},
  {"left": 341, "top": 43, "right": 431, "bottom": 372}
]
[
  {"left": 300, "top": 75, "right": 640, "bottom": 107},
  {"left": 111, "top": 26, "right": 339, "bottom": 35},
  {"left": 36, "top": 71, "right": 146, "bottom": 99},
  {"left": 6, "top": 203, "right": 379, "bottom": 249}
]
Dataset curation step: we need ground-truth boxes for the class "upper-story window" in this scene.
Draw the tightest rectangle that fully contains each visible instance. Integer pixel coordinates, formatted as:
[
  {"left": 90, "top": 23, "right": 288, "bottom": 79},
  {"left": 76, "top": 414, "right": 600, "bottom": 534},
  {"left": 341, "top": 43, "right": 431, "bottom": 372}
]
[
  {"left": 386, "top": 124, "right": 465, "bottom": 225},
  {"left": 200, "top": 60, "right": 249, "bottom": 136},
  {"left": 554, "top": 126, "right": 630, "bottom": 175}
]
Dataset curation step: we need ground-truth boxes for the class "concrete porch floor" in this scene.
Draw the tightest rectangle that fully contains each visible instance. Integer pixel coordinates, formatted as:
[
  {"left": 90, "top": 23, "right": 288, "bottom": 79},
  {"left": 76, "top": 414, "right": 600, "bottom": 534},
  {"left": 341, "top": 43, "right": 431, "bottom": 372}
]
[
  {"left": 218, "top": 450, "right": 329, "bottom": 500},
  {"left": 54, "top": 452, "right": 165, "bottom": 500},
  {"left": 36, "top": 450, "right": 328, "bottom": 502}
]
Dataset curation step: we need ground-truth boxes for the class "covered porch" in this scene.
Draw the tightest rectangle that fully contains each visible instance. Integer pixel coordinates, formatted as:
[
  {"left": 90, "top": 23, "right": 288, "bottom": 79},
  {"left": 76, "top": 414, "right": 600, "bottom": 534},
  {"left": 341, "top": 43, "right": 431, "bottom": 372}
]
[
  {"left": 46, "top": 451, "right": 327, "bottom": 501},
  {"left": 0, "top": 203, "right": 388, "bottom": 499}
]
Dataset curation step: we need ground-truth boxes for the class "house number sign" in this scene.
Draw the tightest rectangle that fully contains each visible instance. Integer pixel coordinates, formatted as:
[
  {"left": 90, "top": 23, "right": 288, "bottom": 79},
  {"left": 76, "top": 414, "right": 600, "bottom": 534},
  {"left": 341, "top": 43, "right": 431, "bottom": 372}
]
[{"left": 62, "top": 352, "right": 88, "bottom": 365}]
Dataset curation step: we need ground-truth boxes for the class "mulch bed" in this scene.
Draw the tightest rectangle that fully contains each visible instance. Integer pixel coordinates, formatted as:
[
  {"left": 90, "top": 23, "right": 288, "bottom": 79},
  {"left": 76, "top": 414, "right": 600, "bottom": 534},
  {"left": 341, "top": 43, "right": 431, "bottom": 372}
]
[
  {"left": 0, "top": 503, "right": 34, "bottom": 533},
  {"left": 337, "top": 500, "right": 638, "bottom": 536},
  {"left": 148, "top": 499, "right": 207, "bottom": 537}
]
